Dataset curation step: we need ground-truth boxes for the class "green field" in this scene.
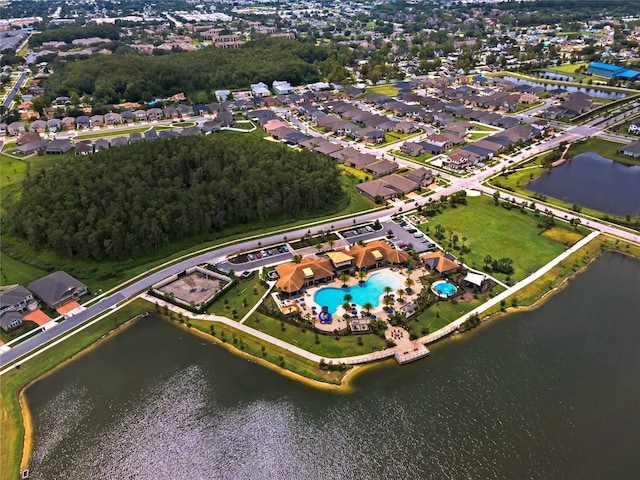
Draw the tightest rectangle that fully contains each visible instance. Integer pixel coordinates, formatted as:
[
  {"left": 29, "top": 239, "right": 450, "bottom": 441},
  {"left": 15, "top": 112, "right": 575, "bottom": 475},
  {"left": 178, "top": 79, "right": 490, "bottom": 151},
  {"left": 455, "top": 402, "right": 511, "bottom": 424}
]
[
  {"left": 419, "top": 195, "right": 586, "bottom": 282},
  {"left": 245, "top": 313, "right": 388, "bottom": 357},
  {"left": 365, "top": 85, "right": 399, "bottom": 97},
  {"left": 565, "top": 137, "right": 637, "bottom": 165},
  {"left": 205, "top": 274, "right": 268, "bottom": 319}
]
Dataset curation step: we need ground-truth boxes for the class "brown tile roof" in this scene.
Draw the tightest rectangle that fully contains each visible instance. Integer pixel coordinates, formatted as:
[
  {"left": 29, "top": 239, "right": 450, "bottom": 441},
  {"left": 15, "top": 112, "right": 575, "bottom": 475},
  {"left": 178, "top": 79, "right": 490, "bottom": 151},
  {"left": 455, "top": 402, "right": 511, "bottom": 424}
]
[
  {"left": 275, "top": 257, "right": 335, "bottom": 293},
  {"left": 421, "top": 251, "right": 459, "bottom": 273},
  {"left": 349, "top": 240, "right": 409, "bottom": 269}
]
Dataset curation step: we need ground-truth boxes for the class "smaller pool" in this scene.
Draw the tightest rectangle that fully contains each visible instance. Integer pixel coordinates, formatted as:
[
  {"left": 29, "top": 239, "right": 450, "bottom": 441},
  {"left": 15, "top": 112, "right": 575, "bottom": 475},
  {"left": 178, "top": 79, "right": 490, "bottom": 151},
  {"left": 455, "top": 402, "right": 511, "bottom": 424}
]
[{"left": 432, "top": 280, "right": 457, "bottom": 298}]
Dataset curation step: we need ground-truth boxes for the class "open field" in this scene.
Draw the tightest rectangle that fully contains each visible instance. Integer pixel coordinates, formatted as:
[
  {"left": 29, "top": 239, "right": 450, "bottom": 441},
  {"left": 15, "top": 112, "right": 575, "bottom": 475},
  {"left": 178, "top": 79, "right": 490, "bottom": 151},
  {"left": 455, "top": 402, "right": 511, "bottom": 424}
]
[
  {"left": 244, "top": 313, "right": 388, "bottom": 357},
  {"left": 365, "top": 85, "right": 399, "bottom": 97},
  {"left": 205, "top": 274, "right": 267, "bottom": 319},
  {"left": 418, "top": 195, "right": 587, "bottom": 282},
  {"left": 0, "top": 299, "right": 152, "bottom": 480}
]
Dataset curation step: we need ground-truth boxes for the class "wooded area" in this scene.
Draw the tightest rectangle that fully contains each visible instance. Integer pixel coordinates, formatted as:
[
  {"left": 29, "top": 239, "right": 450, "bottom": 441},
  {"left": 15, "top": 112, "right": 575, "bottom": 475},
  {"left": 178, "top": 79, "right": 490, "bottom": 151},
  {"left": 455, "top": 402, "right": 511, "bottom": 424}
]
[
  {"left": 10, "top": 135, "right": 345, "bottom": 260},
  {"left": 42, "top": 39, "right": 327, "bottom": 103}
]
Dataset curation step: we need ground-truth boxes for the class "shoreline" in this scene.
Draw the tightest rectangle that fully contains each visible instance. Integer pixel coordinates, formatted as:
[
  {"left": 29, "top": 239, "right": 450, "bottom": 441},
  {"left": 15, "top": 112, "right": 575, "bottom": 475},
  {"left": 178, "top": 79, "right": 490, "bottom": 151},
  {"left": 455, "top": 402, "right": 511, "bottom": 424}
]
[
  {"left": 12, "top": 247, "right": 640, "bottom": 477},
  {"left": 17, "top": 315, "right": 144, "bottom": 475}
]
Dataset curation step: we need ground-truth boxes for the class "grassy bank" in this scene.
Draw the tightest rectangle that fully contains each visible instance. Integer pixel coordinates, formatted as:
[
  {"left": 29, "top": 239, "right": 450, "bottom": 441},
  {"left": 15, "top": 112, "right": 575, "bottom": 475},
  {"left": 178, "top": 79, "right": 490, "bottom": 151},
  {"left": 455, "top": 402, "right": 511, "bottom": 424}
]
[
  {"left": 184, "top": 316, "right": 348, "bottom": 384},
  {"left": 244, "top": 313, "right": 388, "bottom": 357},
  {"left": 0, "top": 299, "right": 152, "bottom": 480}
]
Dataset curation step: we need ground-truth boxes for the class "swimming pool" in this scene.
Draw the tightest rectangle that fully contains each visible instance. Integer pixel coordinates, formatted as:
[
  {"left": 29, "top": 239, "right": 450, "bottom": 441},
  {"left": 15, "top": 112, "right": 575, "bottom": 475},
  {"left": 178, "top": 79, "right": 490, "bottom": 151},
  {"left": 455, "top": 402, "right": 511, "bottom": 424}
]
[
  {"left": 432, "top": 280, "right": 457, "bottom": 298},
  {"left": 313, "top": 272, "right": 402, "bottom": 314}
]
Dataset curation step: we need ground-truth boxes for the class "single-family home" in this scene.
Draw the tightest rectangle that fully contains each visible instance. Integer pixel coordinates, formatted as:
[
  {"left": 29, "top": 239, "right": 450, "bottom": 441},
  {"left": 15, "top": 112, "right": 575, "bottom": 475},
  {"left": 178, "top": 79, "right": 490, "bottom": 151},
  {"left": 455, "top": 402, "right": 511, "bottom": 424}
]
[
  {"left": 619, "top": 141, "right": 640, "bottom": 158},
  {"left": 405, "top": 167, "right": 434, "bottom": 187},
  {"left": 28, "top": 271, "right": 88, "bottom": 309},
  {"left": 0, "top": 285, "right": 38, "bottom": 313}
]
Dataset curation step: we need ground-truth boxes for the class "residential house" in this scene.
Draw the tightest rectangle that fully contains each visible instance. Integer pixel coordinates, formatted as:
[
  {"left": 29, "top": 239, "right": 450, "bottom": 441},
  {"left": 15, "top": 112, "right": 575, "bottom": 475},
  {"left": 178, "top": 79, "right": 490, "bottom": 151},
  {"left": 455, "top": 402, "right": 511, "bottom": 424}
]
[
  {"left": 363, "top": 159, "right": 398, "bottom": 177},
  {"left": 272, "top": 80, "right": 292, "bottom": 95},
  {"left": 46, "top": 118, "right": 61, "bottom": 132},
  {"left": 29, "top": 120, "right": 47, "bottom": 133},
  {"left": 161, "top": 107, "right": 179, "bottom": 120},
  {"left": 104, "top": 112, "right": 122, "bottom": 125},
  {"left": 177, "top": 105, "right": 194, "bottom": 117},
  {"left": 121, "top": 111, "right": 134, "bottom": 124},
  {"left": 109, "top": 136, "right": 128, "bottom": 147},
  {"left": 146, "top": 108, "right": 163, "bottom": 121},
  {"left": 8, "top": 122, "right": 26, "bottom": 135},
  {"left": 90, "top": 114, "right": 104, "bottom": 127},
  {"left": 400, "top": 142, "right": 425, "bottom": 157},
  {"left": 133, "top": 110, "right": 147, "bottom": 122},
  {"left": 251, "top": 82, "right": 270, "bottom": 97},
  {"left": 74, "top": 140, "right": 93, "bottom": 155},
  {"left": 0, "top": 285, "right": 38, "bottom": 313},
  {"left": 0, "top": 311, "right": 23, "bottom": 332},
  {"left": 28, "top": 271, "right": 88, "bottom": 309},
  {"left": 357, "top": 179, "right": 398, "bottom": 202},
  {"left": 405, "top": 167, "right": 434, "bottom": 187},
  {"left": 46, "top": 139, "right": 73, "bottom": 154},
  {"left": 619, "top": 141, "right": 640, "bottom": 158},
  {"left": 94, "top": 138, "right": 109, "bottom": 151},
  {"left": 76, "top": 116, "right": 90, "bottom": 129}
]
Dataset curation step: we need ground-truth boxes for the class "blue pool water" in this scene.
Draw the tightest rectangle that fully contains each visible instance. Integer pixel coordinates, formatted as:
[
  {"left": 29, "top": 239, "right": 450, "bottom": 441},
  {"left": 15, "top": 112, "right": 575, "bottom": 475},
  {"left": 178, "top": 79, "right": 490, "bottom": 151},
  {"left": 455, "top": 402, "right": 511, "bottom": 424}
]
[
  {"left": 434, "top": 281, "right": 457, "bottom": 297},
  {"left": 313, "top": 272, "right": 402, "bottom": 314}
]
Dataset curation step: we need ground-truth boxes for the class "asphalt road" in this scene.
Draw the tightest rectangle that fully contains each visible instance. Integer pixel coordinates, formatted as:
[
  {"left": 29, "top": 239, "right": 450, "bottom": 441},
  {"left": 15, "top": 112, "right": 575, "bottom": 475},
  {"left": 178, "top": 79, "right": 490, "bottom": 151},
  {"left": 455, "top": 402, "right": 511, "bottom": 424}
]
[{"left": 2, "top": 97, "right": 639, "bottom": 368}]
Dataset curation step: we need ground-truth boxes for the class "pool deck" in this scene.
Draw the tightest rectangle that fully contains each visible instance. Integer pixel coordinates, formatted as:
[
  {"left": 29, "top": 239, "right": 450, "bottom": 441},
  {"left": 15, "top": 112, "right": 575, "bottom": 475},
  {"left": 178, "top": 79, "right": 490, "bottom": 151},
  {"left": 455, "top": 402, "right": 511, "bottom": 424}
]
[{"left": 301, "top": 267, "right": 424, "bottom": 333}]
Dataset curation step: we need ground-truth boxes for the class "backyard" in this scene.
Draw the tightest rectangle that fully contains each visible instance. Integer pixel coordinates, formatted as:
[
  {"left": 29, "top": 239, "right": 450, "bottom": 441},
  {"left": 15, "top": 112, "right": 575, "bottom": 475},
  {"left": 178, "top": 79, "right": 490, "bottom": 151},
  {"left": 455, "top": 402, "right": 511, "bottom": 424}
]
[{"left": 418, "top": 194, "right": 587, "bottom": 282}]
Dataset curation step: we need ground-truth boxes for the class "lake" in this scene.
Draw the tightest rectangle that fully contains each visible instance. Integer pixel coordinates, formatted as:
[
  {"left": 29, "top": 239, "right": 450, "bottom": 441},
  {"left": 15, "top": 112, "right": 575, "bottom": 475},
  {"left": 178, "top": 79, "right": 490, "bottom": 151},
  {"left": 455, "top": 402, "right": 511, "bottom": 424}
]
[
  {"left": 526, "top": 151, "right": 640, "bottom": 217},
  {"left": 502, "top": 76, "right": 627, "bottom": 100},
  {"left": 25, "top": 252, "right": 640, "bottom": 480}
]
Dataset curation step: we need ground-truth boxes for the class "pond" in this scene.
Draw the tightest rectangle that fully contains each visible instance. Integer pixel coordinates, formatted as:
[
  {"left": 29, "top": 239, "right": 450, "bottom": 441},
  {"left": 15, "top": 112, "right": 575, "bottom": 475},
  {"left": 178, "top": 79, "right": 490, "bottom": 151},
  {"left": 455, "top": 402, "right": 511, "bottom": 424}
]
[
  {"left": 542, "top": 72, "right": 575, "bottom": 81},
  {"left": 502, "top": 76, "right": 627, "bottom": 100},
  {"left": 526, "top": 151, "right": 640, "bottom": 217},
  {"left": 25, "top": 253, "right": 640, "bottom": 479}
]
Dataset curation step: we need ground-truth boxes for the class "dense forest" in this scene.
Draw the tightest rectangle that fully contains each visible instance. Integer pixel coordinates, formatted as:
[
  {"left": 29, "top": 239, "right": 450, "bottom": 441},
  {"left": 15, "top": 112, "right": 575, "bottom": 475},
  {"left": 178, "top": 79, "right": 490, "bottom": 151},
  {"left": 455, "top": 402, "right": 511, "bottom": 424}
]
[
  {"left": 42, "top": 39, "right": 327, "bottom": 103},
  {"left": 10, "top": 135, "right": 345, "bottom": 260}
]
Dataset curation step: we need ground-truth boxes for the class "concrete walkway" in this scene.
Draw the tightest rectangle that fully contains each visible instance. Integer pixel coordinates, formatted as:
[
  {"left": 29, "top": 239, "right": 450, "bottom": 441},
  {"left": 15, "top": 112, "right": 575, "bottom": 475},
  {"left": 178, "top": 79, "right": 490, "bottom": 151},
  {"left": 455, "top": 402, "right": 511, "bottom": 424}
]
[{"left": 142, "top": 231, "right": 600, "bottom": 367}]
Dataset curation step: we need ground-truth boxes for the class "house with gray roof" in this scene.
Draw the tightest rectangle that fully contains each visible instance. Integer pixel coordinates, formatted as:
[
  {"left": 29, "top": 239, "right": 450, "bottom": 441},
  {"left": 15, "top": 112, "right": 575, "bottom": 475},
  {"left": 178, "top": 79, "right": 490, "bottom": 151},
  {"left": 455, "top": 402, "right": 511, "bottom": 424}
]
[
  {"left": 28, "top": 271, "right": 87, "bottom": 309},
  {"left": 0, "top": 285, "right": 38, "bottom": 313},
  {"left": 357, "top": 179, "right": 398, "bottom": 202},
  {"left": 363, "top": 159, "right": 398, "bottom": 177},
  {"left": 0, "top": 311, "right": 23, "bottom": 332}
]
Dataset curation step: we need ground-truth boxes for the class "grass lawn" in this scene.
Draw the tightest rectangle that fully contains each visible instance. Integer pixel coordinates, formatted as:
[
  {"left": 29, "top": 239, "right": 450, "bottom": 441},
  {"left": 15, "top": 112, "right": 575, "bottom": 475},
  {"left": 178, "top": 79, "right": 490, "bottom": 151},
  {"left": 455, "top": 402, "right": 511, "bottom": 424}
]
[
  {"left": 608, "top": 115, "right": 640, "bottom": 137},
  {"left": 379, "top": 129, "right": 423, "bottom": 146},
  {"left": 186, "top": 317, "right": 347, "bottom": 383},
  {"left": 419, "top": 195, "right": 586, "bottom": 282},
  {"left": 205, "top": 274, "right": 268, "bottom": 319},
  {"left": 549, "top": 62, "right": 589, "bottom": 74},
  {"left": 565, "top": 137, "right": 637, "bottom": 165},
  {"left": 468, "top": 132, "right": 489, "bottom": 141},
  {"left": 245, "top": 313, "right": 388, "bottom": 357},
  {"left": 365, "top": 85, "right": 399, "bottom": 97},
  {"left": 339, "top": 164, "right": 373, "bottom": 182},
  {"left": 392, "top": 150, "right": 437, "bottom": 165},
  {"left": 0, "top": 298, "right": 152, "bottom": 480},
  {"left": 73, "top": 127, "right": 150, "bottom": 140},
  {"left": 408, "top": 290, "right": 498, "bottom": 337},
  {"left": 470, "top": 123, "right": 502, "bottom": 132}
]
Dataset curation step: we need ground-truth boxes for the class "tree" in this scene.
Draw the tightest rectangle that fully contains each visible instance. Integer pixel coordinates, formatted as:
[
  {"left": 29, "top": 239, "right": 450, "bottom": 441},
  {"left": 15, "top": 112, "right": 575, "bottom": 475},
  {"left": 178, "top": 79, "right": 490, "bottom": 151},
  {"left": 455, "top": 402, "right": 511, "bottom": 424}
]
[
  {"left": 292, "top": 254, "right": 302, "bottom": 264},
  {"left": 404, "top": 277, "right": 415, "bottom": 291},
  {"left": 31, "top": 96, "right": 46, "bottom": 116},
  {"left": 396, "top": 288, "right": 405, "bottom": 302},
  {"left": 357, "top": 270, "right": 367, "bottom": 283},
  {"left": 363, "top": 302, "right": 374, "bottom": 316},
  {"left": 343, "top": 293, "right": 353, "bottom": 305},
  {"left": 493, "top": 191, "right": 500, "bottom": 206},
  {"left": 339, "top": 273, "right": 350, "bottom": 288},
  {"left": 483, "top": 255, "right": 493, "bottom": 270}
]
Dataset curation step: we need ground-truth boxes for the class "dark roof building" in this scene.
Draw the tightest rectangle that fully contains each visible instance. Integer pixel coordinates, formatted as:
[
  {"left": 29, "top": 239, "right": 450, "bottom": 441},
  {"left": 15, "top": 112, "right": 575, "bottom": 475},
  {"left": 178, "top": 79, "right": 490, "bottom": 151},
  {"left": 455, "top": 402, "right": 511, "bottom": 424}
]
[{"left": 28, "top": 271, "right": 88, "bottom": 309}]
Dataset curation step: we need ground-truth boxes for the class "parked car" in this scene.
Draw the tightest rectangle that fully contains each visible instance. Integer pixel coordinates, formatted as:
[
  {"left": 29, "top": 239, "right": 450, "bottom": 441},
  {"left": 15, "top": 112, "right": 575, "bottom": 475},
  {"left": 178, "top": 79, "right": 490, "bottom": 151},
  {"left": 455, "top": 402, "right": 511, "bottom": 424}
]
[
  {"left": 256, "top": 252, "right": 262, "bottom": 259},
  {"left": 413, "top": 232, "right": 424, "bottom": 238},
  {"left": 407, "top": 228, "right": 418, "bottom": 234},
  {"left": 247, "top": 253, "right": 254, "bottom": 260},
  {"left": 267, "top": 249, "right": 273, "bottom": 256},
  {"left": 281, "top": 245, "right": 289, "bottom": 252}
]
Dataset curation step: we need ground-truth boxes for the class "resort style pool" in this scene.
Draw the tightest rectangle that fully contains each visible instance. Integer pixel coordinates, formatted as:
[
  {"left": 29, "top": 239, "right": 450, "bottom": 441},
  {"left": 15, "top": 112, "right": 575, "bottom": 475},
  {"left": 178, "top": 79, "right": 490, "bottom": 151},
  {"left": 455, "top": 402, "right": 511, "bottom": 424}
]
[{"left": 313, "top": 272, "right": 402, "bottom": 314}]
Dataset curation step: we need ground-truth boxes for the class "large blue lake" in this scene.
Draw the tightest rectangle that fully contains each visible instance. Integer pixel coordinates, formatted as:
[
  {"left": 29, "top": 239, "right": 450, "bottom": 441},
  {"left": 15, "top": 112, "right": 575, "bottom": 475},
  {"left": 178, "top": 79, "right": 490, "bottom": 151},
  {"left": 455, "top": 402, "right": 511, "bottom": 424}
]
[
  {"left": 25, "top": 253, "right": 640, "bottom": 479},
  {"left": 526, "top": 152, "right": 640, "bottom": 216}
]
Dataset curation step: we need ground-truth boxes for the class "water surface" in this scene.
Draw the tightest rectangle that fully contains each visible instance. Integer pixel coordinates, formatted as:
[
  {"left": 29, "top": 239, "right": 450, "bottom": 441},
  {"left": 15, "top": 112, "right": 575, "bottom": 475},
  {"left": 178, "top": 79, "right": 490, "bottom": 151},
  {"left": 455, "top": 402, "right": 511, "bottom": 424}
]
[
  {"left": 26, "top": 252, "right": 640, "bottom": 479},
  {"left": 526, "top": 151, "right": 640, "bottom": 216},
  {"left": 502, "top": 76, "right": 627, "bottom": 100}
]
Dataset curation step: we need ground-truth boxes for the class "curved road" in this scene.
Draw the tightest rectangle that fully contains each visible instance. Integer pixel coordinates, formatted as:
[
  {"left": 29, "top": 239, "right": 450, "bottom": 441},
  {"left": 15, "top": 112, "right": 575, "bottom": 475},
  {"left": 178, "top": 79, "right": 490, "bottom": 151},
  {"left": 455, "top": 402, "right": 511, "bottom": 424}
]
[{"left": 2, "top": 103, "right": 638, "bottom": 369}]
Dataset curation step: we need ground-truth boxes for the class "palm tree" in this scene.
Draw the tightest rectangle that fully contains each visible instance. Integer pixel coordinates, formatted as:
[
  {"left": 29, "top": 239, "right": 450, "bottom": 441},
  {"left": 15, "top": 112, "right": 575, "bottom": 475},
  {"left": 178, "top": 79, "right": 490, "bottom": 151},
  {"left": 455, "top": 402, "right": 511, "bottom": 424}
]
[
  {"left": 404, "top": 277, "right": 415, "bottom": 293},
  {"left": 343, "top": 293, "right": 353, "bottom": 304},
  {"left": 292, "top": 254, "right": 302, "bottom": 264},
  {"left": 315, "top": 242, "right": 324, "bottom": 253},
  {"left": 339, "top": 273, "right": 350, "bottom": 288},
  {"left": 383, "top": 295, "right": 394, "bottom": 309},
  {"left": 384, "top": 285, "right": 393, "bottom": 296},
  {"left": 328, "top": 239, "right": 335, "bottom": 250},
  {"left": 396, "top": 288, "right": 405, "bottom": 302},
  {"left": 357, "top": 270, "right": 367, "bottom": 283},
  {"left": 363, "top": 302, "right": 374, "bottom": 316}
]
